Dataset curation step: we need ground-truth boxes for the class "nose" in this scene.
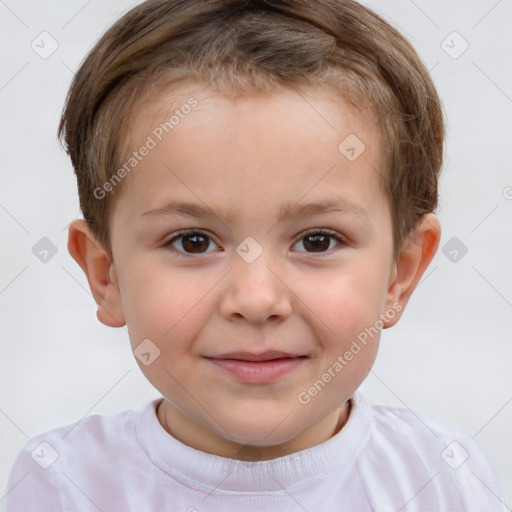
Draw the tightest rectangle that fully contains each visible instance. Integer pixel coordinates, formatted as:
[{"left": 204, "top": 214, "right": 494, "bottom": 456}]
[{"left": 218, "top": 251, "right": 293, "bottom": 325}]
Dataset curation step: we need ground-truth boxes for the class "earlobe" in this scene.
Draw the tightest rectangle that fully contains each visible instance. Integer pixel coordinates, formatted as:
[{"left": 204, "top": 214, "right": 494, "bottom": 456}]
[
  {"left": 67, "top": 220, "right": 126, "bottom": 328},
  {"left": 383, "top": 214, "right": 441, "bottom": 328}
]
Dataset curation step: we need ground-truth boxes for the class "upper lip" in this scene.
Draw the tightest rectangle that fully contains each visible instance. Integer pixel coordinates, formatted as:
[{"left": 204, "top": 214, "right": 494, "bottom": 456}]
[{"left": 206, "top": 351, "right": 305, "bottom": 362}]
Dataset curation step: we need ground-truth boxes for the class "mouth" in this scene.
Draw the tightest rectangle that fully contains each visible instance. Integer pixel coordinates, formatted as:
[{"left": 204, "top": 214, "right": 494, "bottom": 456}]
[{"left": 204, "top": 351, "right": 308, "bottom": 383}]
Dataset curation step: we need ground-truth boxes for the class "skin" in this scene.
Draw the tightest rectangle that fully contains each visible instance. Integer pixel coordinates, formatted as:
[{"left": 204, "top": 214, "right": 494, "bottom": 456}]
[{"left": 68, "top": 82, "right": 440, "bottom": 461}]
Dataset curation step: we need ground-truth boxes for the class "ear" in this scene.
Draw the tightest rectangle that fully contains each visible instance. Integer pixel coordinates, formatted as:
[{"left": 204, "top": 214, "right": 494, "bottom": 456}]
[
  {"left": 383, "top": 214, "right": 441, "bottom": 328},
  {"left": 67, "top": 220, "right": 126, "bottom": 328}
]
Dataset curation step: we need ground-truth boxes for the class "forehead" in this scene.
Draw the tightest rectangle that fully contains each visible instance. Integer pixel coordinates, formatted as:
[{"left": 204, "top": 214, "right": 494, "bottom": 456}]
[{"left": 113, "top": 82, "right": 388, "bottom": 228}]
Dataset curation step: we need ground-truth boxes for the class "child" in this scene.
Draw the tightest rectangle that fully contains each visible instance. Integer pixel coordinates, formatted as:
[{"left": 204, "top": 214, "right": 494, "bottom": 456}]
[{"left": 4, "top": 0, "right": 505, "bottom": 510}]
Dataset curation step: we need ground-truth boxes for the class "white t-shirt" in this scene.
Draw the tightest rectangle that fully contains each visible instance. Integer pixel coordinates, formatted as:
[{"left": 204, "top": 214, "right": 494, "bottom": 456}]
[{"left": 4, "top": 392, "right": 506, "bottom": 512}]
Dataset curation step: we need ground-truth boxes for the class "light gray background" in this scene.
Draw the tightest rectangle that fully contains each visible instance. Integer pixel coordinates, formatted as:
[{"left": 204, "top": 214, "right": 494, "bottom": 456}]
[{"left": 1, "top": 0, "right": 511, "bottom": 507}]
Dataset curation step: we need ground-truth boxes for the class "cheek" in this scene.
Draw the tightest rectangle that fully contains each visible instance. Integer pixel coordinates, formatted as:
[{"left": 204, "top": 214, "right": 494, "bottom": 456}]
[
  {"left": 118, "top": 262, "right": 213, "bottom": 394},
  {"left": 118, "top": 260, "right": 211, "bottom": 349},
  {"left": 296, "top": 261, "right": 389, "bottom": 345}
]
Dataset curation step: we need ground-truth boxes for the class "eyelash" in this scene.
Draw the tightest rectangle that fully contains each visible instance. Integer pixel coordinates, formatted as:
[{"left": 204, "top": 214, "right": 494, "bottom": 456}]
[{"left": 162, "top": 229, "right": 346, "bottom": 257}]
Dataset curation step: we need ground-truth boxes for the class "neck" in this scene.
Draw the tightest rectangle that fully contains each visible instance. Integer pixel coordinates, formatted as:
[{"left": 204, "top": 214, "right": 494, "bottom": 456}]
[{"left": 157, "top": 399, "right": 352, "bottom": 461}]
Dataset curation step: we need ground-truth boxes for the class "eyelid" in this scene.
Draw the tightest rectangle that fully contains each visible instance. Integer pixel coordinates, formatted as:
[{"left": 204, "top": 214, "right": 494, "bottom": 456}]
[{"left": 296, "top": 227, "right": 345, "bottom": 241}]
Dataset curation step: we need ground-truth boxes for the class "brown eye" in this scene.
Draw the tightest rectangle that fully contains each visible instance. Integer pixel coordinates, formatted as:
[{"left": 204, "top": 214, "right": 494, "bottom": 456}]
[
  {"left": 181, "top": 233, "right": 210, "bottom": 253},
  {"left": 293, "top": 230, "right": 344, "bottom": 253},
  {"left": 303, "top": 234, "right": 331, "bottom": 252},
  {"left": 165, "top": 231, "right": 218, "bottom": 255}
]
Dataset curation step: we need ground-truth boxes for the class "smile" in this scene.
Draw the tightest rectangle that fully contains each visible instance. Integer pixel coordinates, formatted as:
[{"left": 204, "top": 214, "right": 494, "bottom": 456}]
[{"left": 204, "top": 351, "right": 308, "bottom": 383}]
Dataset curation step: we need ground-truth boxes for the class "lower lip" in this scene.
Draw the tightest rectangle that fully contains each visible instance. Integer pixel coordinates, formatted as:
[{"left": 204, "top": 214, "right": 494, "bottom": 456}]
[{"left": 206, "top": 357, "right": 305, "bottom": 383}]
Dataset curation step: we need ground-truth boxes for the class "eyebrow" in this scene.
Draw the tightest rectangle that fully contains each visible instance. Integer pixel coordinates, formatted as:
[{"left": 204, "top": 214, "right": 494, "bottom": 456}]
[{"left": 142, "top": 197, "right": 373, "bottom": 225}]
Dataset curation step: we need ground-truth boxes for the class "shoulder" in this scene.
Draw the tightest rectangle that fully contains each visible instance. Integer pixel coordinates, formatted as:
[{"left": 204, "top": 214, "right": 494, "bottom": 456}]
[
  {"left": 26, "top": 404, "right": 141, "bottom": 461},
  {"left": 357, "top": 393, "right": 506, "bottom": 511},
  {"left": 370, "top": 398, "right": 488, "bottom": 465},
  {"left": 3, "top": 401, "right": 158, "bottom": 511}
]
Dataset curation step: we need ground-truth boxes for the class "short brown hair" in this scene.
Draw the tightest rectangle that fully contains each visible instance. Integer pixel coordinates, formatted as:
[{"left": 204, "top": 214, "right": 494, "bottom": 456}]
[{"left": 58, "top": 0, "right": 444, "bottom": 259}]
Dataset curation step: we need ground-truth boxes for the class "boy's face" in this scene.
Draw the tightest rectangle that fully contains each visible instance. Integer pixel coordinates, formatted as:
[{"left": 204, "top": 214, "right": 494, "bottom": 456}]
[{"left": 71, "top": 82, "right": 438, "bottom": 459}]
